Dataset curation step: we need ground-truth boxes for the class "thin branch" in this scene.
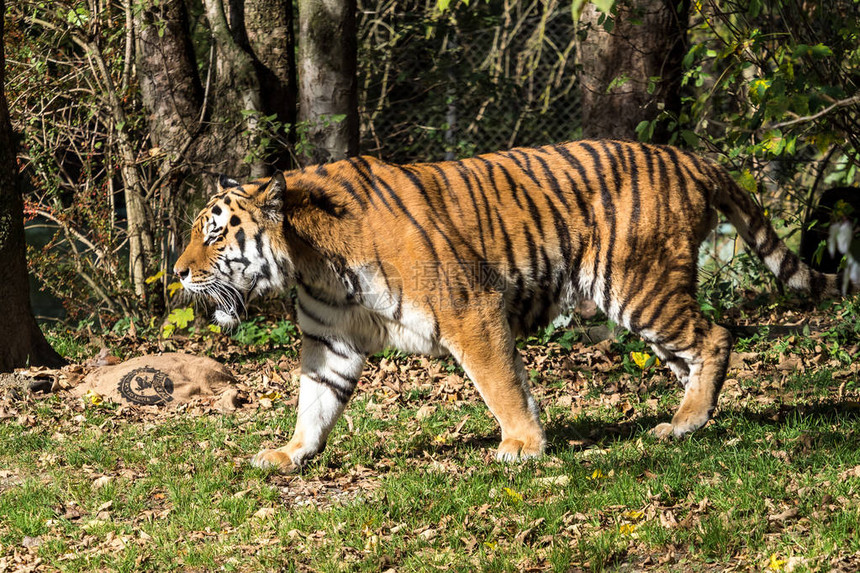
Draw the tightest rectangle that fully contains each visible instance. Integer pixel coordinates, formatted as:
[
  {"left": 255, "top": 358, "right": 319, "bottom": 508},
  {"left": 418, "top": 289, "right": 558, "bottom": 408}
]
[
  {"left": 764, "top": 94, "right": 860, "bottom": 131},
  {"left": 27, "top": 209, "right": 105, "bottom": 262}
]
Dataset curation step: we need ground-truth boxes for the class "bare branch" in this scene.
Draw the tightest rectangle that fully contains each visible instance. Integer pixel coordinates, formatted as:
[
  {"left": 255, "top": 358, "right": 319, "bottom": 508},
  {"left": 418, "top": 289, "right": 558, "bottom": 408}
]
[{"left": 764, "top": 94, "right": 860, "bottom": 131}]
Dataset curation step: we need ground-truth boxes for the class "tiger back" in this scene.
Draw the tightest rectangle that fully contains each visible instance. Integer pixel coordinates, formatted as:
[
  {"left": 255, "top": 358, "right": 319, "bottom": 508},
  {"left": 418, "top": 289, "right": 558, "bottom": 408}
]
[{"left": 174, "top": 140, "right": 857, "bottom": 472}]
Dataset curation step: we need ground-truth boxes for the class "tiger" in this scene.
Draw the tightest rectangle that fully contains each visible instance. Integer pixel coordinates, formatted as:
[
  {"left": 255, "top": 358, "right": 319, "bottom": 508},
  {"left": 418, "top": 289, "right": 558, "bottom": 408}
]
[{"left": 174, "top": 139, "right": 858, "bottom": 473}]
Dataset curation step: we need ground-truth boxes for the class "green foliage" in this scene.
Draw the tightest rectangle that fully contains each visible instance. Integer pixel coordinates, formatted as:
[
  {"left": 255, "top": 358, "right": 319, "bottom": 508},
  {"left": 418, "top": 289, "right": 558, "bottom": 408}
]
[
  {"left": 9, "top": 1, "right": 156, "bottom": 322},
  {"left": 231, "top": 317, "right": 297, "bottom": 346},
  {"left": 241, "top": 111, "right": 348, "bottom": 166},
  {"left": 679, "top": 1, "right": 858, "bottom": 178},
  {"left": 571, "top": 0, "right": 616, "bottom": 23}
]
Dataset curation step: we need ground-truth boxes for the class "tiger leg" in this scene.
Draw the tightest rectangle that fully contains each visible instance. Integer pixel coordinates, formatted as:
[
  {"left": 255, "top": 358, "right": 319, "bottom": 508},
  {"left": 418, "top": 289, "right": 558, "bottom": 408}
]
[
  {"left": 251, "top": 334, "right": 366, "bottom": 472},
  {"left": 645, "top": 305, "right": 733, "bottom": 439},
  {"left": 650, "top": 343, "right": 690, "bottom": 385},
  {"left": 444, "top": 305, "right": 545, "bottom": 461}
]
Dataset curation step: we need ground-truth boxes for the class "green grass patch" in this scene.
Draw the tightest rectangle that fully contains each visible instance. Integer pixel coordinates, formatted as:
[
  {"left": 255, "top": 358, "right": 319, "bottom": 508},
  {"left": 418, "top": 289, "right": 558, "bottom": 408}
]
[{"left": 4, "top": 311, "right": 860, "bottom": 571}]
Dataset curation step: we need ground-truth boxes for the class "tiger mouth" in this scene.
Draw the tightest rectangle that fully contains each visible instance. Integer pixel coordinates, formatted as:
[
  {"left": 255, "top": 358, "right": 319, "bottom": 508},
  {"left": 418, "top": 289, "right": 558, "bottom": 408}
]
[{"left": 183, "top": 280, "right": 247, "bottom": 329}]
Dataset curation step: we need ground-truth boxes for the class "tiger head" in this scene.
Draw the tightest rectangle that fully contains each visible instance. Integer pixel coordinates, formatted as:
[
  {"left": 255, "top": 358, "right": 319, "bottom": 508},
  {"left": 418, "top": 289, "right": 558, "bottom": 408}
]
[{"left": 174, "top": 172, "right": 291, "bottom": 328}]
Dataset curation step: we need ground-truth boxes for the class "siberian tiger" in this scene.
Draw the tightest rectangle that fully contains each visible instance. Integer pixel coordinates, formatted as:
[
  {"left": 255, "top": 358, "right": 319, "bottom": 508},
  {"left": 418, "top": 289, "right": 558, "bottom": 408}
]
[{"left": 174, "top": 140, "right": 857, "bottom": 472}]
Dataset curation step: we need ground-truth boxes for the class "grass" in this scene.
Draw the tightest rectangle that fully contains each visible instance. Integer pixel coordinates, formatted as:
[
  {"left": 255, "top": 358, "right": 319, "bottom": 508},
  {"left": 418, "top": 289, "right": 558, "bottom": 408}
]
[{"left": 2, "top": 302, "right": 860, "bottom": 571}]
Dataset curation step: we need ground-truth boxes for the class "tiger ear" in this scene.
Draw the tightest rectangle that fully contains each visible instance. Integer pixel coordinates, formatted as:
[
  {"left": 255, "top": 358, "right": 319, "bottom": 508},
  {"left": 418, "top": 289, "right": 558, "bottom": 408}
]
[
  {"left": 256, "top": 171, "right": 286, "bottom": 218},
  {"left": 216, "top": 174, "right": 241, "bottom": 193}
]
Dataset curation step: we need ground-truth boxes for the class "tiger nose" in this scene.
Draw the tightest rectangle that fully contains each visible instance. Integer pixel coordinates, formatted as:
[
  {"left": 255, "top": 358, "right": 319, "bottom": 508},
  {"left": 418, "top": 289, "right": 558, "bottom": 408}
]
[{"left": 174, "top": 265, "right": 190, "bottom": 281}]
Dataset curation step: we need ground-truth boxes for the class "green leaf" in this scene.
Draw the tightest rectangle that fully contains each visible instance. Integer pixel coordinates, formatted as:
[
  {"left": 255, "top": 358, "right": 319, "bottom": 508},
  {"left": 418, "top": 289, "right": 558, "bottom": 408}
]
[
  {"left": 748, "top": 78, "right": 771, "bottom": 103},
  {"left": 635, "top": 119, "right": 654, "bottom": 142},
  {"left": 161, "top": 323, "right": 176, "bottom": 339},
  {"left": 606, "top": 74, "right": 630, "bottom": 93},
  {"left": 738, "top": 170, "right": 757, "bottom": 193},
  {"left": 571, "top": 0, "right": 588, "bottom": 23},
  {"left": 747, "top": 0, "right": 762, "bottom": 18},
  {"left": 646, "top": 76, "right": 661, "bottom": 95},
  {"left": 167, "top": 307, "right": 195, "bottom": 330},
  {"left": 592, "top": 0, "right": 615, "bottom": 13},
  {"left": 680, "top": 130, "right": 699, "bottom": 147},
  {"left": 810, "top": 44, "right": 834, "bottom": 58}
]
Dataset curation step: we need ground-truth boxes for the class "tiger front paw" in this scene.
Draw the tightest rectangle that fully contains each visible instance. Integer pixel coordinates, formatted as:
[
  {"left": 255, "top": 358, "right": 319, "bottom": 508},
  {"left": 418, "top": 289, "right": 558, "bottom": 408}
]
[
  {"left": 651, "top": 414, "right": 709, "bottom": 440},
  {"left": 651, "top": 423, "right": 678, "bottom": 440},
  {"left": 496, "top": 436, "right": 546, "bottom": 462},
  {"left": 250, "top": 449, "right": 300, "bottom": 473}
]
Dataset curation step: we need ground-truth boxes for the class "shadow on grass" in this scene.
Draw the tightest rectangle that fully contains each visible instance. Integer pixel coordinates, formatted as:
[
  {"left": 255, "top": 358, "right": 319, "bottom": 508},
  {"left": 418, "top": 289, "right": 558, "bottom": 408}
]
[
  {"left": 543, "top": 398, "right": 860, "bottom": 455},
  {"left": 365, "top": 396, "right": 860, "bottom": 466}
]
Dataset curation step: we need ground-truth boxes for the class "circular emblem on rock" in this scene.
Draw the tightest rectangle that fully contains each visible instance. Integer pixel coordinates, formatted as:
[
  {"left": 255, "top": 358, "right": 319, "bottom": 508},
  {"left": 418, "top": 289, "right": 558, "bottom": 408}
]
[{"left": 117, "top": 367, "right": 175, "bottom": 405}]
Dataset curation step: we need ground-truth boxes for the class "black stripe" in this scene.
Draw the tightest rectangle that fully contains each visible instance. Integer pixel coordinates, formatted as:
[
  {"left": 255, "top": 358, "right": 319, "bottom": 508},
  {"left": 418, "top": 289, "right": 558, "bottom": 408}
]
[
  {"left": 629, "top": 282, "right": 687, "bottom": 334},
  {"left": 521, "top": 186, "right": 545, "bottom": 239},
  {"left": 580, "top": 142, "right": 615, "bottom": 309},
  {"left": 304, "top": 333, "right": 352, "bottom": 361},
  {"left": 507, "top": 151, "right": 542, "bottom": 188},
  {"left": 600, "top": 141, "right": 624, "bottom": 198},
  {"left": 296, "top": 298, "right": 333, "bottom": 328},
  {"left": 429, "top": 164, "right": 465, "bottom": 213},
  {"left": 625, "top": 144, "right": 641, "bottom": 229},
  {"left": 495, "top": 161, "right": 524, "bottom": 210},
  {"left": 551, "top": 144, "right": 591, "bottom": 187},
  {"left": 778, "top": 253, "right": 800, "bottom": 284},
  {"left": 564, "top": 172, "right": 591, "bottom": 227},
  {"left": 544, "top": 195, "right": 572, "bottom": 263},
  {"left": 306, "top": 372, "right": 355, "bottom": 403},
  {"left": 373, "top": 175, "right": 441, "bottom": 261},
  {"left": 475, "top": 156, "right": 505, "bottom": 203},
  {"left": 338, "top": 180, "right": 368, "bottom": 209},
  {"left": 453, "top": 163, "right": 488, "bottom": 256},
  {"left": 394, "top": 167, "right": 476, "bottom": 271},
  {"left": 533, "top": 153, "right": 570, "bottom": 209},
  {"left": 758, "top": 231, "right": 780, "bottom": 258},
  {"left": 463, "top": 161, "right": 496, "bottom": 239},
  {"left": 662, "top": 146, "right": 695, "bottom": 214},
  {"left": 349, "top": 157, "right": 392, "bottom": 212}
]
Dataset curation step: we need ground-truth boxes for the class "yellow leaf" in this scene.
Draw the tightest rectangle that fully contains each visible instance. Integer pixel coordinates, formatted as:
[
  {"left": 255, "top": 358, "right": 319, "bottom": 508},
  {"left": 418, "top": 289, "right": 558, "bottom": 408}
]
[
  {"left": 769, "top": 554, "right": 785, "bottom": 571},
  {"left": 167, "top": 281, "right": 183, "bottom": 297},
  {"left": 260, "top": 391, "right": 282, "bottom": 401},
  {"left": 619, "top": 523, "right": 637, "bottom": 535},
  {"left": 85, "top": 390, "right": 103, "bottom": 406},
  {"left": 207, "top": 324, "right": 222, "bottom": 334},
  {"left": 622, "top": 510, "right": 645, "bottom": 521},
  {"left": 502, "top": 487, "right": 523, "bottom": 502},
  {"left": 145, "top": 270, "right": 165, "bottom": 284},
  {"left": 589, "top": 468, "right": 607, "bottom": 480},
  {"left": 631, "top": 352, "right": 661, "bottom": 370}
]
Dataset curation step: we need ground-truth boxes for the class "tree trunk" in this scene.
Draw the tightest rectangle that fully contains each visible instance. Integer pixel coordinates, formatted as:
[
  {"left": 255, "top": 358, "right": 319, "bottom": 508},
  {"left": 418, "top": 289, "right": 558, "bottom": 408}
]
[
  {"left": 205, "top": 0, "right": 267, "bottom": 177},
  {"left": 136, "top": 0, "right": 204, "bottom": 157},
  {"left": 578, "top": 0, "right": 689, "bottom": 143},
  {"left": 298, "top": 0, "right": 359, "bottom": 164},
  {"left": 0, "top": 0, "right": 64, "bottom": 371},
  {"left": 246, "top": 0, "right": 298, "bottom": 170}
]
